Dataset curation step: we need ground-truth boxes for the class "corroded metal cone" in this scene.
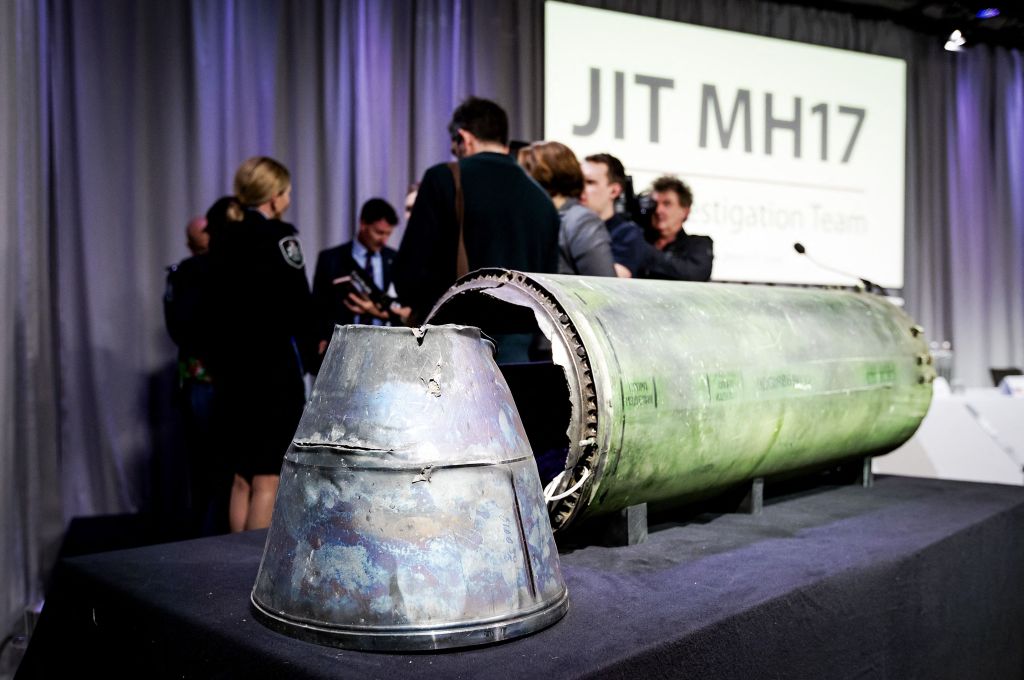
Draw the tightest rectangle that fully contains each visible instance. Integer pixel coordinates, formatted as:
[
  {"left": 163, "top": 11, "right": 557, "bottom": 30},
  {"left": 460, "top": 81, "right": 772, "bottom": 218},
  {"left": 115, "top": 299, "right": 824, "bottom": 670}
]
[{"left": 251, "top": 324, "right": 567, "bottom": 651}]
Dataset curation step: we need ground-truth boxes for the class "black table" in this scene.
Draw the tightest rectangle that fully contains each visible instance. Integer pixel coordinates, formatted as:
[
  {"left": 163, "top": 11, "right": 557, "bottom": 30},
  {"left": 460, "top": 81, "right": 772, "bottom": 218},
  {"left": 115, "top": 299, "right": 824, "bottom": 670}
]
[{"left": 19, "top": 476, "right": 1024, "bottom": 679}]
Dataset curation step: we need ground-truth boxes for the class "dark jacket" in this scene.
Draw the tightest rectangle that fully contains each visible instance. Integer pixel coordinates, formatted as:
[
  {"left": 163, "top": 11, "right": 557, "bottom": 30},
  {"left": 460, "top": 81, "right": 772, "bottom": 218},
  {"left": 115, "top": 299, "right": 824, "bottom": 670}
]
[
  {"left": 641, "top": 230, "right": 714, "bottom": 282},
  {"left": 164, "top": 253, "right": 213, "bottom": 372},
  {"left": 394, "top": 152, "right": 560, "bottom": 319},
  {"left": 604, "top": 214, "right": 650, "bottom": 276},
  {"left": 311, "top": 241, "right": 397, "bottom": 342},
  {"left": 207, "top": 210, "right": 316, "bottom": 382}
]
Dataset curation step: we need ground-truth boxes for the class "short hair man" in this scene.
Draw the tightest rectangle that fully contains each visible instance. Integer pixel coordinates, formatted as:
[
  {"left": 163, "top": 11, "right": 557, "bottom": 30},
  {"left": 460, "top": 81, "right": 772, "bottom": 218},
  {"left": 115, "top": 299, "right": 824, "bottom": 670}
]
[
  {"left": 311, "top": 198, "right": 405, "bottom": 354},
  {"left": 164, "top": 213, "right": 226, "bottom": 534},
  {"left": 645, "top": 176, "right": 713, "bottom": 281},
  {"left": 582, "top": 153, "right": 649, "bottom": 278},
  {"left": 165, "top": 216, "right": 212, "bottom": 358},
  {"left": 393, "top": 97, "right": 560, "bottom": 322},
  {"left": 166, "top": 216, "right": 213, "bottom": 354}
]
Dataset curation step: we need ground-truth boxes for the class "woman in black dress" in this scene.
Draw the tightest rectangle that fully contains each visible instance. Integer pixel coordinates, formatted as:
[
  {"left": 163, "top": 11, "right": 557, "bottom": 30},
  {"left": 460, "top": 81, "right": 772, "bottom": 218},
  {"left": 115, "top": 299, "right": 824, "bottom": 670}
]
[{"left": 208, "top": 157, "right": 315, "bottom": 532}]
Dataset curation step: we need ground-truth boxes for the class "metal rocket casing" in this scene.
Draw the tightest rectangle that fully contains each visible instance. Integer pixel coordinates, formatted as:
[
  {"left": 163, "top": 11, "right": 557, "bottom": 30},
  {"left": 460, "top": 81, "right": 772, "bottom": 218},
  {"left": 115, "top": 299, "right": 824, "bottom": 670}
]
[
  {"left": 428, "top": 270, "right": 935, "bottom": 531},
  {"left": 251, "top": 324, "right": 567, "bottom": 651}
]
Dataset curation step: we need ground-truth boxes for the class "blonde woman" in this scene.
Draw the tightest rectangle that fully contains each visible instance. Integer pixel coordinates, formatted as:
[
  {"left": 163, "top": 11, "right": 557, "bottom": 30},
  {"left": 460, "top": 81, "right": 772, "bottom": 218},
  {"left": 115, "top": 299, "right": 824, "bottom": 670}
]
[{"left": 207, "top": 157, "right": 315, "bottom": 532}]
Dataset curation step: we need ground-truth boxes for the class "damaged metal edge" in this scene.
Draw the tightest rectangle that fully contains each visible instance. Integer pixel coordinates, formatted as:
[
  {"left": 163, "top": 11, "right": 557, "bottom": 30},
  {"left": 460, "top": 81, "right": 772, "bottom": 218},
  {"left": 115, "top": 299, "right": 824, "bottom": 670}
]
[
  {"left": 427, "top": 269, "right": 602, "bottom": 532},
  {"left": 287, "top": 448, "right": 534, "bottom": 471},
  {"left": 293, "top": 440, "right": 395, "bottom": 453}
]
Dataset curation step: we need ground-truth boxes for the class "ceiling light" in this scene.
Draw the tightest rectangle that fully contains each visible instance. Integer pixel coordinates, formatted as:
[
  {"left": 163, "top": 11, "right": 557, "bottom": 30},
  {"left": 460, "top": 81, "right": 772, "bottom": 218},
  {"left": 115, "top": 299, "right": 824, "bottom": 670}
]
[
  {"left": 976, "top": 8, "right": 1000, "bottom": 19},
  {"left": 944, "top": 29, "right": 966, "bottom": 51}
]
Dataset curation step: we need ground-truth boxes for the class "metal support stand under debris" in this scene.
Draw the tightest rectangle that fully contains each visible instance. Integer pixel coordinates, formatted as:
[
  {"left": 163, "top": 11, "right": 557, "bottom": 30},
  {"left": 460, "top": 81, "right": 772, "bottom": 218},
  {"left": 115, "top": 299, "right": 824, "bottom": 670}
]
[
  {"left": 858, "top": 456, "right": 874, "bottom": 488},
  {"left": 739, "top": 477, "right": 765, "bottom": 515},
  {"left": 601, "top": 503, "right": 648, "bottom": 546}
]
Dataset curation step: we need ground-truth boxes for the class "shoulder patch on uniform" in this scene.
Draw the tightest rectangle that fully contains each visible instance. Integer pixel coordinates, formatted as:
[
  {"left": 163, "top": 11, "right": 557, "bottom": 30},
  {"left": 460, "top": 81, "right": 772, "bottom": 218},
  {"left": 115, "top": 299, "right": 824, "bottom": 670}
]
[{"left": 278, "top": 236, "right": 305, "bottom": 269}]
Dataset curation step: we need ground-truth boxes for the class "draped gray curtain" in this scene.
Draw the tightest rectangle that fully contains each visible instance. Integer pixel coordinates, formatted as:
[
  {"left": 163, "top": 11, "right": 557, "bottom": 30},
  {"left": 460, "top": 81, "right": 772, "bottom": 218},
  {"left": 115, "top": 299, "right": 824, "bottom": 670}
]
[
  {"left": 944, "top": 48, "right": 1024, "bottom": 387},
  {"left": 2, "top": 0, "right": 64, "bottom": 657},
  {"left": 1, "top": 0, "right": 546, "bottom": 651},
  {"left": 2, "top": 0, "right": 1021, "bottom": 653}
]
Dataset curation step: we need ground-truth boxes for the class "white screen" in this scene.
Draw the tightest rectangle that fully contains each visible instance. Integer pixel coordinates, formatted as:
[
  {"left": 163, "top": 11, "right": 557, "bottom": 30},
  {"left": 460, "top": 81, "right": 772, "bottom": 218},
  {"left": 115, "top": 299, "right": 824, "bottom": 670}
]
[{"left": 544, "top": 1, "right": 907, "bottom": 287}]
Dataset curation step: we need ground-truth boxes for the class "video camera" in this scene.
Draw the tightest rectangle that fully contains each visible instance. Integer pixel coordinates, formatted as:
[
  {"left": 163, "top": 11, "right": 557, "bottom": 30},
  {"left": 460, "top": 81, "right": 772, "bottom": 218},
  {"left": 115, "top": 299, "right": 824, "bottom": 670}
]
[{"left": 621, "top": 175, "right": 659, "bottom": 242}]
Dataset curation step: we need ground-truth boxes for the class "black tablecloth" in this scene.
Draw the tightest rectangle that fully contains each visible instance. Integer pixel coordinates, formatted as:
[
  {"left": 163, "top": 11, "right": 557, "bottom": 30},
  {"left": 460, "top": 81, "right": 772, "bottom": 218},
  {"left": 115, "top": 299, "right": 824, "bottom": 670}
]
[{"left": 19, "top": 476, "right": 1024, "bottom": 679}]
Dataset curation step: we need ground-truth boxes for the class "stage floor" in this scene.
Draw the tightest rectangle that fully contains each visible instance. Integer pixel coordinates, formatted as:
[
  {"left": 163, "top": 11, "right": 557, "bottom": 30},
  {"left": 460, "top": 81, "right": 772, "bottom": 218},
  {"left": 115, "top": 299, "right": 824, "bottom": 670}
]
[{"left": 20, "top": 475, "right": 1024, "bottom": 679}]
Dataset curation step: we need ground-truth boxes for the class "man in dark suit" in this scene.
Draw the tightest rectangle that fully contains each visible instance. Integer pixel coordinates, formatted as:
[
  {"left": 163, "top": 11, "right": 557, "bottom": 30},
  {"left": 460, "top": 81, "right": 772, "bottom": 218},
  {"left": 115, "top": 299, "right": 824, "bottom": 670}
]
[{"left": 311, "top": 198, "right": 403, "bottom": 355}]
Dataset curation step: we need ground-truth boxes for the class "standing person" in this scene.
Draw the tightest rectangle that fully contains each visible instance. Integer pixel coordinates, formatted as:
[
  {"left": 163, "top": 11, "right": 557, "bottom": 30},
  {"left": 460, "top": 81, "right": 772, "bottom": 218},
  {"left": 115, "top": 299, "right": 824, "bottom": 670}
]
[
  {"left": 642, "top": 176, "right": 714, "bottom": 281},
  {"left": 517, "top": 141, "right": 616, "bottom": 277},
  {"left": 207, "top": 157, "right": 315, "bottom": 532},
  {"left": 164, "top": 216, "right": 212, "bottom": 381},
  {"left": 164, "top": 215, "right": 224, "bottom": 535},
  {"left": 393, "top": 97, "right": 561, "bottom": 322},
  {"left": 581, "top": 153, "right": 650, "bottom": 278},
  {"left": 311, "top": 198, "right": 409, "bottom": 355}
]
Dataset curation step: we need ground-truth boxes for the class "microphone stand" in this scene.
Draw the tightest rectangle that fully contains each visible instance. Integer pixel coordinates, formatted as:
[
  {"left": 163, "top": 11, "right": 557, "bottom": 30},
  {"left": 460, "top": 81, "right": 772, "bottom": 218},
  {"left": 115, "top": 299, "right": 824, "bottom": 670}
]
[{"left": 793, "top": 243, "right": 889, "bottom": 296}]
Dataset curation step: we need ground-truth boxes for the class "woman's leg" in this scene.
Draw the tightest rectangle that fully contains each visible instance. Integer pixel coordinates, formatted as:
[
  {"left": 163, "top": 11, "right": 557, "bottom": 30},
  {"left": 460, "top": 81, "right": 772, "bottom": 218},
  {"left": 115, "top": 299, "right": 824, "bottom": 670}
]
[
  {"left": 245, "top": 474, "right": 280, "bottom": 530},
  {"left": 229, "top": 474, "right": 251, "bottom": 533}
]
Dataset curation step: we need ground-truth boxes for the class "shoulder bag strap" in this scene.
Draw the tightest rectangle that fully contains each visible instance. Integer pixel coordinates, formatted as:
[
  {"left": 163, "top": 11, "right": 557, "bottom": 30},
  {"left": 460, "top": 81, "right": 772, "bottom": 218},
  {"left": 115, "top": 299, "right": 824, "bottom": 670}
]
[{"left": 447, "top": 161, "right": 469, "bottom": 278}]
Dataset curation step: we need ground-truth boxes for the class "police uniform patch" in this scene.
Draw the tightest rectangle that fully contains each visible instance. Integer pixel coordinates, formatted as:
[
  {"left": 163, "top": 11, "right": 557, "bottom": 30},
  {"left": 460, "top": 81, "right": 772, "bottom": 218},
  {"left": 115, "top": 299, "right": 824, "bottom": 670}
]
[{"left": 278, "top": 236, "right": 304, "bottom": 269}]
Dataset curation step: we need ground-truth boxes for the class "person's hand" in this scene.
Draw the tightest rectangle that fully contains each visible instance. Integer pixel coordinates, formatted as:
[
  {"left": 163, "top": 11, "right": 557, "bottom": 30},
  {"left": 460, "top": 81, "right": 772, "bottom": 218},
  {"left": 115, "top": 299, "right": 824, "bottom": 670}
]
[
  {"left": 344, "top": 291, "right": 388, "bottom": 319},
  {"left": 613, "top": 263, "right": 633, "bottom": 278},
  {"left": 318, "top": 339, "right": 329, "bottom": 355},
  {"left": 389, "top": 303, "right": 413, "bottom": 325}
]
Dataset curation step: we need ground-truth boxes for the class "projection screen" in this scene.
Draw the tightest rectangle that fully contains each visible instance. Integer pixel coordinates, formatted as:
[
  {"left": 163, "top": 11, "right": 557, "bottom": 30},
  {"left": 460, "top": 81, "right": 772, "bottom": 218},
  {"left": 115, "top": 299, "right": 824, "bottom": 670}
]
[{"left": 544, "top": 1, "right": 907, "bottom": 288}]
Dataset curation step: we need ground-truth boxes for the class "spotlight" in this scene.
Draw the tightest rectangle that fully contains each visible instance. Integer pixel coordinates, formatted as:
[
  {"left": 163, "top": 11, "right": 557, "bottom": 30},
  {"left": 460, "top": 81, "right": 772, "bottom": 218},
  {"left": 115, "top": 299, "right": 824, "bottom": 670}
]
[
  {"left": 976, "top": 8, "right": 1000, "bottom": 19},
  {"left": 944, "top": 29, "right": 966, "bottom": 52}
]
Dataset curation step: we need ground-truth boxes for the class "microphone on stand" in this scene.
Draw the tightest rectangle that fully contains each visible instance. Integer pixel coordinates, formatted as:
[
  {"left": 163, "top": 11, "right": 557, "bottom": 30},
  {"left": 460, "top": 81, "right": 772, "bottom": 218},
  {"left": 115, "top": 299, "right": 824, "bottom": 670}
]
[{"left": 793, "top": 243, "right": 888, "bottom": 295}]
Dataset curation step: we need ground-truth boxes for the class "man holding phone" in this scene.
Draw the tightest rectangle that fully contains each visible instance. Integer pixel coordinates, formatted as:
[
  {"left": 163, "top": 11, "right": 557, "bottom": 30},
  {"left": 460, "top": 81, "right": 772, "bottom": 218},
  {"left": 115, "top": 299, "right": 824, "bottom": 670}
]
[{"left": 311, "top": 198, "right": 410, "bottom": 355}]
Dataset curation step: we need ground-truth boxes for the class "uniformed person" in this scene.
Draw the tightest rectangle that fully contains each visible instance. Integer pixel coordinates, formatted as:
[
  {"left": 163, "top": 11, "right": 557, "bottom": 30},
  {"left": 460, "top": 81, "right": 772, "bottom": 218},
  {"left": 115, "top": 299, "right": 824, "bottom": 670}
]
[{"left": 207, "top": 157, "right": 316, "bottom": 532}]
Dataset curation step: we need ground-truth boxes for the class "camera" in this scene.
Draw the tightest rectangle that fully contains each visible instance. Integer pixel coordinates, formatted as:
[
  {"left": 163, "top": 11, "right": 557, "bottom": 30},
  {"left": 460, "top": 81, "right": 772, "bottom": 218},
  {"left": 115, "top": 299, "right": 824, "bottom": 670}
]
[
  {"left": 621, "top": 175, "right": 659, "bottom": 242},
  {"left": 335, "top": 265, "right": 395, "bottom": 311}
]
